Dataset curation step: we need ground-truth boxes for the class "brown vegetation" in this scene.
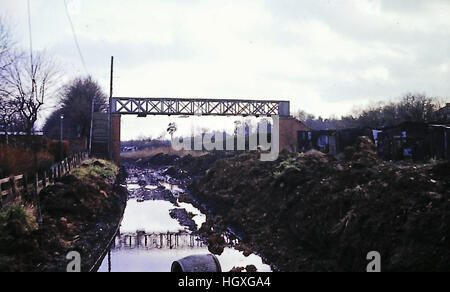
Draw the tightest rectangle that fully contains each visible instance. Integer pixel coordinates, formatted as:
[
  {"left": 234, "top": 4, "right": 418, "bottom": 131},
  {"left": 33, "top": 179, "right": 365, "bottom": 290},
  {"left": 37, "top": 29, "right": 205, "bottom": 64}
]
[
  {"left": 0, "top": 146, "right": 55, "bottom": 178},
  {"left": 0, "top": 137, "right": 77, "bottom": 178}
]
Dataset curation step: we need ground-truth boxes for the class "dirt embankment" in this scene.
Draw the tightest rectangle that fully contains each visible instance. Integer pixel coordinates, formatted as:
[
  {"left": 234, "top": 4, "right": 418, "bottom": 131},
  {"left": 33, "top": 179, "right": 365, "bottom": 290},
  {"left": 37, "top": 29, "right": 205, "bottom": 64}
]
[
  {"left": 191, "top": 137, "right": 450, "bottom": 272},
  {"left": 0, "top": 159, "right": 127, "bottom": 272},
  {"left": 124, "top": 151, "right": 237, "bottom": 179}
]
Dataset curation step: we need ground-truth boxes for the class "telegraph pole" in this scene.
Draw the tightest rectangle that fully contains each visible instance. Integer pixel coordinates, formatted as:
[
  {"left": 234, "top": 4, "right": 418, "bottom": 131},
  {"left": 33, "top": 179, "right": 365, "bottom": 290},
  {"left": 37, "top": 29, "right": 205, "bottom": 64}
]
[
  {"left": 108, "top": 56, "right": 114, "bottom": 160},
  {"left": 60, "top": 114, "right": 64, "bottom": 160},
  {"left": 89, "top": 98, "right": 94, "bottom": 154}
]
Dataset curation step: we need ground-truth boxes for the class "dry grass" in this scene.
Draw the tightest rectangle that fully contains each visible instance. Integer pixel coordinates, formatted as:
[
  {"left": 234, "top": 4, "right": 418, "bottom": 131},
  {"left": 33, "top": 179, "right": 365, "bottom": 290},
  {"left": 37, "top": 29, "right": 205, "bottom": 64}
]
[
  {"left": 120, "top": 146, "right": 208, "bottom": 159},
  {"left": 71, "top": 159, "right": 119, "bottom": 182}
]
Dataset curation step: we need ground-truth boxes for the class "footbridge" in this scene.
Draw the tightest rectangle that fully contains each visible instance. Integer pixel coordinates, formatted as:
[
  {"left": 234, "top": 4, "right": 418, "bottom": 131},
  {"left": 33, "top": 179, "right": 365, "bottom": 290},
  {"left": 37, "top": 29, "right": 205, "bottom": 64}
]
[
  {"left": 92, "top": 97, "right": 309, "bottom": 164},
  {"left": 111, "top": 97, "right": 291, "bottom": 117}
]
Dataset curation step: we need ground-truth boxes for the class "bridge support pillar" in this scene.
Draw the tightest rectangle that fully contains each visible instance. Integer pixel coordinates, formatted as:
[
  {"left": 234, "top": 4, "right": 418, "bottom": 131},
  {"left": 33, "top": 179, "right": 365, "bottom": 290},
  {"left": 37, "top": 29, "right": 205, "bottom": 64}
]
[
  {"left": 279, "top": 116, "right": 310, "bottom": 153},
  {"left": 110, "top": 114, "right": 121, "bottom": 165}
]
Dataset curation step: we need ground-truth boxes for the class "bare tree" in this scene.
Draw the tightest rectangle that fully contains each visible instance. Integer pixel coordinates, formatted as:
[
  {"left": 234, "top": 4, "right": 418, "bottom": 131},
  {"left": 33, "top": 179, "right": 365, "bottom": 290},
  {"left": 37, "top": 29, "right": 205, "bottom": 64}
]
[
  {"left": 295, "top": 94, "right": 442, "bottom": 130},
  {"left": 0, "top": 19, "right": 14, "bottom": 75},
  {"left": 2, "top": 53, "right": 59, "bottom": 136},
  {"left": 0, "top": 18, "right": 20, "bottom": 142},
  {"left": 0, "top": 96, "right": 21, "bottom": 144}
]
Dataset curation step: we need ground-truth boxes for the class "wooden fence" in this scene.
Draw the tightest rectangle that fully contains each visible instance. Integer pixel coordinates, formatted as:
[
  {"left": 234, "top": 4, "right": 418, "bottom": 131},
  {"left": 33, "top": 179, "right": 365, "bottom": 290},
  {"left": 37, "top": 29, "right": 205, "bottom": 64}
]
[{"left": 0, "top": 152, "right": 89, "bottom": 208}]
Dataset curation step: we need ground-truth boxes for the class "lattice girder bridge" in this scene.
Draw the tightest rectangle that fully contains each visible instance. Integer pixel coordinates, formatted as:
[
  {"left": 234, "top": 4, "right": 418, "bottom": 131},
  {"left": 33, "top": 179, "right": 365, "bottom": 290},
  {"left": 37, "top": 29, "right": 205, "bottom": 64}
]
[{"left": 111, "top": 97, "right": 290, "bottom": 117}]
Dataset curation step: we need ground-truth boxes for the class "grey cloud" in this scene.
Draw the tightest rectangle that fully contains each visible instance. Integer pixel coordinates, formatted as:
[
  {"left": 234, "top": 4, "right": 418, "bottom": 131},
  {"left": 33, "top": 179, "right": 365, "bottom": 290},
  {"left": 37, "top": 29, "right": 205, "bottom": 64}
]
[{"left": 49, "top": 35, "right": 198, "bottom": 70}]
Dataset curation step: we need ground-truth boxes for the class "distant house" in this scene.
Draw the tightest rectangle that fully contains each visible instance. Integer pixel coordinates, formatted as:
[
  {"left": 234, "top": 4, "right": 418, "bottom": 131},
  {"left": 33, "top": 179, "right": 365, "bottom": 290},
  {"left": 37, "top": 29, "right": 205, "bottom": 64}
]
[
  {"left": 296, "top": 122, "right": 449, "bottom": 161},
  {"left": 376, "top": 122, "right": 449, "bottom": 161},
  {"left": 436, "top": 103, "right": 450, "bottom": 122},
  {"left": 376, "top": 122, "right": 429, "bottom": 161},
  {"left": 297, "top": 128, "right": 369, "bottom": 155},
  {"left": 428, "top": 124, "right": 450, "bottom": 160},
  {"left": 279, "top": 117, "right": 310, "bottom": 152}
]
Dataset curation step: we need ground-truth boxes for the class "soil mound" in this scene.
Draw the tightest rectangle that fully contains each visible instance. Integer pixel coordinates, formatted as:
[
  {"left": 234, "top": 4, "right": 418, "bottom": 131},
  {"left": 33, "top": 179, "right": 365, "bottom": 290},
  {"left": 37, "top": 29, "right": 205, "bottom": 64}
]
[
  {"left": 137, "top": 153, "right": 179, "bottom": 167},
  {"left": 193, "top": 137, "right": 450, "bottom": 271}
]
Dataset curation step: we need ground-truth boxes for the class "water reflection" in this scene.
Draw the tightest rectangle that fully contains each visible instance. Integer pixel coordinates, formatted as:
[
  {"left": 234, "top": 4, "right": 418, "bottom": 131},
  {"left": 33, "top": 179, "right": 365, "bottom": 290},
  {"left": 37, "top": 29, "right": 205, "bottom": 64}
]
[
  {"left": 99, "top": 231, "right": 271, "bottom": 273},
  {"left": 113, "top": 232, "right": 205, "bottom": 250},
  {"left": 97, "top": 167, "right": 272, "bottom": 272}
]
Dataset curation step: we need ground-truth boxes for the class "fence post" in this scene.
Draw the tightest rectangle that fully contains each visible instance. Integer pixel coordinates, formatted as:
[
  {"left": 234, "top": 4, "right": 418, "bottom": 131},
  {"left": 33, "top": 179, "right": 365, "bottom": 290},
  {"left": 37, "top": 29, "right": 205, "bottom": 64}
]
[
  {"left": 43, "top": 172, "right": 47, "bottom": 188},
  {"left": 10, "top": 176, "right": 16, "bottom": 194},
  {"left": 23, "top": 174, "right": 28, "bottom": 195},
  {"left": 10, "top": 176, "right": 17, "bottom": 200},
  {"left": 0, "top": 152, "right": 88, "bottom": 210},
  {"left": 0, "top": 184, "right": 3, "bottom": 209},
  {"left": 34, "top": 173, "right": 43, "bottom": 224},
  {"left": 34, "top": 173, "right": 38, "bottom": 194}
]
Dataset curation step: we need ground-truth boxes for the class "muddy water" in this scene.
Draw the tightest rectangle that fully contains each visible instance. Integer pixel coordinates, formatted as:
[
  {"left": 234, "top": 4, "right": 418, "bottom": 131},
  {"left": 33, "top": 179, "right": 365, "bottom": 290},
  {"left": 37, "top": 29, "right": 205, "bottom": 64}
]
[{"left": 97, "top": 167, "right": 272, "bottom": 272}]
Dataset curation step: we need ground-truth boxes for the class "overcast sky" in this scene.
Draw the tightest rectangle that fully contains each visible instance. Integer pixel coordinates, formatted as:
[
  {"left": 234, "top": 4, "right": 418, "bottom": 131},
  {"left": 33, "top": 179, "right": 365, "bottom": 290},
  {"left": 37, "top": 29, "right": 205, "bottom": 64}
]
[{"left": 1, "top": 0, "right": 449, "bottom": 140}]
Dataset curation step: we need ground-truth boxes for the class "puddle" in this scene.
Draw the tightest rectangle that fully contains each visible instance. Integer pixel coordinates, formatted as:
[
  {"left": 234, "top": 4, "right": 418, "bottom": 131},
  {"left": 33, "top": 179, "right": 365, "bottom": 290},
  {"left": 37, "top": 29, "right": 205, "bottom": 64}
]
[
  {"left": 120, "top": 199, "right": 187, "bottom": 233},
  {"left": 97, "top": 168, "right": 272, "bottom": 273},
  {"left": 98, "top": 240, "right": 272, "bottom": 272},
  {"left": 177, "top": 201, "right": 207, "bottom": 229},
  {"left": 127, "top": 184, "right": 141, "bottom": 190},
  {"left": 160, "top": 182, "right": 184, "bottom": 193}
]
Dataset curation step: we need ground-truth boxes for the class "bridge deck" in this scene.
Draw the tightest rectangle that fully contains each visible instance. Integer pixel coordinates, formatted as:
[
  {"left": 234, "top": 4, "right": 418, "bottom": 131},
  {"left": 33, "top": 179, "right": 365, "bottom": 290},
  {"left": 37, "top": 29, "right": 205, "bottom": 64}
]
[{"left": 111, "top": 97, "right": 290, "bottom": 117}]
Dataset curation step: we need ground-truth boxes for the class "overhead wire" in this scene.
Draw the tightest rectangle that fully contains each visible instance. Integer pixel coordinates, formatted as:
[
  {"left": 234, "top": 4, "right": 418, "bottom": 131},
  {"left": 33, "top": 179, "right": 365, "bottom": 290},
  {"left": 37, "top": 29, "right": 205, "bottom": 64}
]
[
  {"left": 63, "top": 0, "right": 89, "bottom": 75},
  {"left": 26, "top": 0, "right": 34, "bottom": 71}
]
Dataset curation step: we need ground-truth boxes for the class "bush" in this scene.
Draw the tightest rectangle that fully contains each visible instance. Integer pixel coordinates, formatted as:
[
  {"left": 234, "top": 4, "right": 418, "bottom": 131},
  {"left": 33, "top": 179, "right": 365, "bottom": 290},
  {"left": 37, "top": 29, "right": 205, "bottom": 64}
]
[
  {"left": 0, "top": 204, "right": 40, "bottom": 272},
  {"left": 0, "top": 146, "right": 35, "bottom": 177},
  {"left": 47, "top": 140, "right": 70, "bottom": 162},
  {"left": 0, "top": 146, "right": 55, "bottom": 178}
]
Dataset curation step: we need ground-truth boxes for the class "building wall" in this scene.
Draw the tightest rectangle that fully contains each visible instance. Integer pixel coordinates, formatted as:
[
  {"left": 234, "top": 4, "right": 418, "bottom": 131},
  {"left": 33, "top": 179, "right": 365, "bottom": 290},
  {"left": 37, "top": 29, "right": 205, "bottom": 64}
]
[
  {"left": 436, "top": 103, "right": 450, "bottom": 121},
  {"left": 279, "top": 117, "right": 310, "bottom": 152},
  {"left": 91, "top": 113, "right": 109, "bottom": 158},
  {"left": 111, "top": 114, "right": 121, "bottom": 165}
]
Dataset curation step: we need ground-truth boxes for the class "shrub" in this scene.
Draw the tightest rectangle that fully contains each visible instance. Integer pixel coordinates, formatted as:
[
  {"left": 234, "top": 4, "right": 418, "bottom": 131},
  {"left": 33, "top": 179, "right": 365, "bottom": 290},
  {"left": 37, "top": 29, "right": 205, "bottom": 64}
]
[
  {"left": 0, "top": 204, "right": 41, "bottom": 272},
  {"left": 0, "top": 146, "right": 55, "bottom": 177},
  {"left": 47, "top": 140, "right": 70, "bottom": 162}
]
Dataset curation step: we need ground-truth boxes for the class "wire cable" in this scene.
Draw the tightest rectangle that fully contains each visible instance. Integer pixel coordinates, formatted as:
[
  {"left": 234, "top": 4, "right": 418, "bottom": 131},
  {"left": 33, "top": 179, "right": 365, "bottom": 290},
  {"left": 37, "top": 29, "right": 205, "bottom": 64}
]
[
  {"left": 63, "top": 0, "right": 89, "bottom": 75},
  {"left": 27, "top": 0, "right": 33, "bottom": 71}
]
